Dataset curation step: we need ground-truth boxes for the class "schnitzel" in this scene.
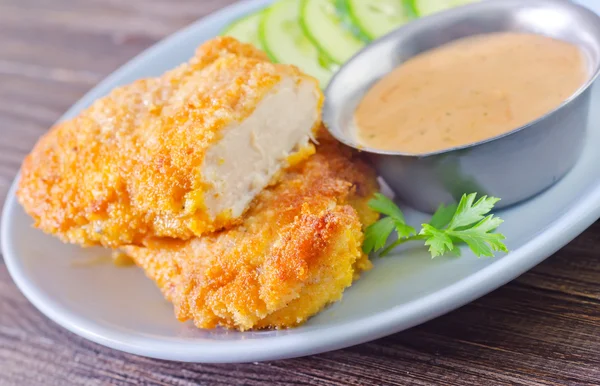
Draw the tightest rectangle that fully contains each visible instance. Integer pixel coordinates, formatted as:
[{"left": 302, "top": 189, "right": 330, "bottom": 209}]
[
  {"left": 17, "top": 37, "right": 323, "bottom": 248},
  {"left": 123, "top": 131, "right": 379, "bottom": 330},
  {"left": 17, "top": 36, "right": 379, "bottom": 330}
]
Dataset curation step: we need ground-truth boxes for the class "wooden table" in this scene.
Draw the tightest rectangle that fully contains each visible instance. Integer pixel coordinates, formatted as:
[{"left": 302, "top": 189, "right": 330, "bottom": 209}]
[{"left": 1, "top": 1, "right": 599, "bottom": 384}]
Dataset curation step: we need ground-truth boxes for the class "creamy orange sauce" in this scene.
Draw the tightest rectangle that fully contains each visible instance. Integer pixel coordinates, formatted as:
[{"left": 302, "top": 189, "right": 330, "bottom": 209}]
[{"left": 354, "top": 32, "right": 588, "bottom": 154}]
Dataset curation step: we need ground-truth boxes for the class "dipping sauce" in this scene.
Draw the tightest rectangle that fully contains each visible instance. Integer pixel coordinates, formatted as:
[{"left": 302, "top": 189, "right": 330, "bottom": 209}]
[{"left": 354, "top": 32, "right": 588, "bottom": 154}]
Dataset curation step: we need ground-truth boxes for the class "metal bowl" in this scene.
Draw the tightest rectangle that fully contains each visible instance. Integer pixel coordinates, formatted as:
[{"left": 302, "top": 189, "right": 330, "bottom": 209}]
[{"left": 323, "top": 0, "right": 600, "bottom": 213}]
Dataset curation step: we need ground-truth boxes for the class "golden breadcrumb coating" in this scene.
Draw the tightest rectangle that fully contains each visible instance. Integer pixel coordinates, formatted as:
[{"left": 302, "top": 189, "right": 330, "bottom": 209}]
[
  {"left": 17, "top": 37, "right": 323, "bottom": 248},
  {"left": 123, "top": 132, "right": 379, "bottom": 330}
]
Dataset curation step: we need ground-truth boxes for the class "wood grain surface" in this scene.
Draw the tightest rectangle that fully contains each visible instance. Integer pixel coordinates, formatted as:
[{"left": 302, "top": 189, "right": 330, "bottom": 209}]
[{"left": 1, "top": 1, "right": 599, "bottom": 385}]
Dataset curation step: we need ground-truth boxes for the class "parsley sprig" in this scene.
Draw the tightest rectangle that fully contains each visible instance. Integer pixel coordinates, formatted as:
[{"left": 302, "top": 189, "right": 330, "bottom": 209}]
[{"left": 363, "top": 193, "right": 508, "bottom": 258}]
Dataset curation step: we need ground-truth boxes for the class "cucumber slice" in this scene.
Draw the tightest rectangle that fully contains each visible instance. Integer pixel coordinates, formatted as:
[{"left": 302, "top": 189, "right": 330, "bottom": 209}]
[
  {"left": 414, "top": 0, "right": 478, "bottom": 17},
  {"left": 334, "top": 0, "right": 372, "bottom": 43},
  {"left": 347, "top": 0, "right": 416, "bottom": 40},
  {"left": 221, "top": 10, "right": 265, "bottom": 50},
  {"left": 259, "top": 0, "right": 333, "bottom": 87},
  {"left": 300, "top": 0, "right": 366, "bottom": 64}
]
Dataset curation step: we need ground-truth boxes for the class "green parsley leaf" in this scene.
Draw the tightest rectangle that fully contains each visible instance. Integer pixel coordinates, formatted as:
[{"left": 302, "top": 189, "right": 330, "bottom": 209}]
[
  {"left": 447, "top": 215, "right": 507, "bottom": 257},
  {"left": 448, "top": 193, "right": 500, "bottom": 230},
  {"left": 422, "top": 194, "right": 507, "bottom": 257},
  {"left": 362, "top": 192, "right": 507, "bottom": 258},
  {"left": 363, "top": 216, "right": 395, "bottom": 254},
  {"left": 394, "top": 220, "right": 416, "bottom": 240},
  {"left": 368, "top": 193, "right": 406, "bottom": 223},
  {"left": 428, "top": 202, "right": 457, "bottom": 228},
  {"left": 420, "top": 224, "right": 454, "bottom": 257},
  {"left": 363, "top": 193, "right": 415, "bottom": 254}
]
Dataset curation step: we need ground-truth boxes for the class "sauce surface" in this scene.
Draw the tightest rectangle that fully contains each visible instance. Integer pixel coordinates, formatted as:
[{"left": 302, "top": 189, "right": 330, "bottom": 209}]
[{"left": 354, "top": 32, "right": 588, "bottom": 154}]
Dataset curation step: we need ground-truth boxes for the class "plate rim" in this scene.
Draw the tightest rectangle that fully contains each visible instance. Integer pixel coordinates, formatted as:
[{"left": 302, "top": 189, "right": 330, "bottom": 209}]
[{"left": 3, "top": 0, "right": 600, "bottom": 364}]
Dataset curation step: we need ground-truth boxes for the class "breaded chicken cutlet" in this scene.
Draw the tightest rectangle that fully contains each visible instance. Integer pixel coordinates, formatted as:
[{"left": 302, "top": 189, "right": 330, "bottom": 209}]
[
  {"left": 17, "top": 37, "right": 323, "bottom": 248},
  {"left": 123, "top": 131, "right": 379, "bottom": 330}
]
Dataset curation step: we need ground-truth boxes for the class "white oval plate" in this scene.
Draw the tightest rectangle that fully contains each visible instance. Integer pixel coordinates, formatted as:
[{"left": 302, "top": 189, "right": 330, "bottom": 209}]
[{"left": 3, "top": 0, "right": 600, "bottom": 364}]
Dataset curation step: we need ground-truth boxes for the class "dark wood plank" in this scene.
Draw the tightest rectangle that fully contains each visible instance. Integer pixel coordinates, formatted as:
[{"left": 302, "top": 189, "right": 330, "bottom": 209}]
[{"left": 1, "top": 1, "right": 600, "bottom": 385}]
